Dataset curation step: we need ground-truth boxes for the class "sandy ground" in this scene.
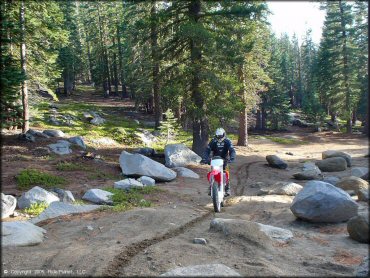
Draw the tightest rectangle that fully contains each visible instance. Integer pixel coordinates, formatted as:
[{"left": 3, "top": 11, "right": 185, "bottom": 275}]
[{"left": 1, "top": 91, "right": 369, "bottom": 277}]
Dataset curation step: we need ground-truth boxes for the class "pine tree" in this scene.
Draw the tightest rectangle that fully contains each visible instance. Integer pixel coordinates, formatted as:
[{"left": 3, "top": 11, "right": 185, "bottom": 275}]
[{"left": 158, "top": 109, "right": 180, "bottom": 144}]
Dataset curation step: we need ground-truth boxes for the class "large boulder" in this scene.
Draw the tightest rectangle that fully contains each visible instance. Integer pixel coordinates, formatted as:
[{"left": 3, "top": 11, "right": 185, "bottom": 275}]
[
  {"left": 2, "top": 193, "right": 17, "bottom": 218},
  {"left": 335, "top": 176, "right": 368, "bottom": 194},
  {"left": 29, "top": 202, "right": 101, "bottom": 224},
  {"left": 27, "top": 129, "right": 50, "bottom": 138},
  {"left": 266, "top": 155, "right": 288, "bottom": 169},
  {"left": 293, "top": 162, "right": 322, "bottom": 180},
  {"left": 42, "top": 129, "right": 65, "bottom": 137},
  {"left": 160, "top": 264, "right": 241, "bottom": 277},
  {"left": 322, "top": 150, "right": 352, "bottom": 167},
  {"left": 114, "top": 179, "right": 145, "bottom": 190},
  {"left": 2, "top": 221, "right": 47, "bottom": 247},
  {"left": 316, "top": 157, "right": 347, "bottom": 172},
  {"left": 47, "top": 140, "right": 72, "bottom": 155},
  {"left": 68, "top": 136, "right": 86, "bottom": 150},
  {"left": 269, "top": 182, "right": 303, "bottom": 196},
  {"left": 164, "top": 144, "right": 202, "bottom": 168},
  {"left": 119, "top": 151, "right": 177, "bottom": 182},
  {"left": 17, "top": 186, "right": 60, "bottom": 209},
  {"left": 82, "top": 189, "right": 113, "bottom": 205},
  {"left": 290, "top": 181, "right": 358, "bottom": 223},
  {"left": 51, "top": 188, "right": 75, "bottom": 203},
  {"left": 210, "top": 218, "right": 293, "bottom": 245},
  {"left": 322, "top": 176, "right": 340, "bottom": 185},
  {"left": 351, "top": 167, "right": 369, "bottom": 180},
  {"left": 347, "top": 212, "right": 369, "bottom": 243},
  {"left": 173, "top": 167, "right": 200, "bottom": 179},
  {"left": 357, "top": 189, "right": 369, "bottom": 202}
]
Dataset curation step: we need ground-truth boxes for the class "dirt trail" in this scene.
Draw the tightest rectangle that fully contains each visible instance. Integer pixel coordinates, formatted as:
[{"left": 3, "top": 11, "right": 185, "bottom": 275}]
[{"left": 2, "top": 89, "right": 369, "bottom": 277}]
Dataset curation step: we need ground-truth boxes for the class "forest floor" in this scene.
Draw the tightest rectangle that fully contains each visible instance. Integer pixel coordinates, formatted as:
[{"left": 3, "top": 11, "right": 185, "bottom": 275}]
[{"left": 1, "top": 87, "right": 369, "bottom": 277}]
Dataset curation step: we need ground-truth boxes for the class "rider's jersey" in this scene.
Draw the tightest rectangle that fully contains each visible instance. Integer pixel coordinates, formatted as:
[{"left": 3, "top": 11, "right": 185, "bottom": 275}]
[{"left": 203, "top": 138, "right": 236, "bottom": 161}]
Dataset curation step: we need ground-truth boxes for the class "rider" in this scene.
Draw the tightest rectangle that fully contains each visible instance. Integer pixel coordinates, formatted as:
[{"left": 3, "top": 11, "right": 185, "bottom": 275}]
[{"left": 201, "top": 127, "right": 236, "bottom": 196}]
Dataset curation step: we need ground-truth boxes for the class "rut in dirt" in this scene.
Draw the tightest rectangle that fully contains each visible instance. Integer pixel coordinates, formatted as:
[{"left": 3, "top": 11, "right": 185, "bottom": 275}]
[
  {"left": 103, "top": 211, "right": 213, "bottom": 276},
  {"left": 234, "top": 161, "right": 265, "bottom": 196}
]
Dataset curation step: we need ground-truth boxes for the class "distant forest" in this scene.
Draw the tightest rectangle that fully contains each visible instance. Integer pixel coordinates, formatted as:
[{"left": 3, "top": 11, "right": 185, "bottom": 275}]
[{"left": 1, "top": 1, "right": 368, "bottom": 153}]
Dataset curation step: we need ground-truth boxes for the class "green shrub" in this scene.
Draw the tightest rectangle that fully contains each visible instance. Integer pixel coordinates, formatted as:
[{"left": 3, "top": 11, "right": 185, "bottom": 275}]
[
  {"left": 56, "top": 162, "right": 90, "bottom": 171},
  {"left": 22, "top": 202, "right": 49, "bottom": 216},
  {"left": 16, "top": 169, "right": 67, "bottom": 190},
  {"left": 104, "top": 187, "right": 162, "bottom": 212}
]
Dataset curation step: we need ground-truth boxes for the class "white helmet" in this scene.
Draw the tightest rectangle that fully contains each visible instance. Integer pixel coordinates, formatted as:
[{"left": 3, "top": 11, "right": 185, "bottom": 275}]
[{"left": 215, "top": 128, "right": 226, "bottom": 142}]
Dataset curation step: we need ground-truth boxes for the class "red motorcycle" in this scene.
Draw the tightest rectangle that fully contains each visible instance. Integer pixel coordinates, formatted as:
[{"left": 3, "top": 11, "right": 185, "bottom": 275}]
[{"left": 206, "top": 156, "right": 230, "bottom": 212}]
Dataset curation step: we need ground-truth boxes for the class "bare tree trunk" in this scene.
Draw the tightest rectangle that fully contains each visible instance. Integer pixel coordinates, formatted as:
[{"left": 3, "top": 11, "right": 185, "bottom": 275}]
[
  {"left": 112, "top": 37, "right": 119, "bottom": 96},
  {"left": 20, "top": 0, "right": 29, "bottom": 133},
  {"left": 189, "top": 0, "right": 209, "bottom": 156},
  {"left": 237, "top": 64, "right": 248, "bottom": 146},
  {"left": 339, "top": 0, "right": 352, "bottom": 134},
  {"left": 255, "top": 109, "right": 262, "bottom": 130}
]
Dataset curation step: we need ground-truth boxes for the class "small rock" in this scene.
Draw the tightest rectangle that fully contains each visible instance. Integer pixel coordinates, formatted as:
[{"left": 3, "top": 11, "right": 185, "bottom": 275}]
[
  {"left": 347, "top": 212, "right": 369, "bottom": 243},
  {"left": 323, "top": 176, "right": 340, "bottom": 185},
  {"left": 336, "top": 176, "right": 368, "bottom": 194},
  {"left": 316, "top": 157, "right": 347, "bottom": 172},
  {"left": 193, "top": 238, "right": 207, "bottom": 245},
  {"left": 2, "top": 193, "right": 17, "bottom": 219},
  {"left": 18, "top": 133, "right": 36, "bottom": 142},
  {"left": 82, "top": 189, "right": 113, "bottom": 205},
  {"left": 86, "top": 225, "right": 94, "bottom": 231},
  {"left": 138, "top": 176, "right": 156, "bottom": 186},
  {"left": 43, "top": 129, "right": 66, "bottom": 138},
  {"left": 17, "top": 186, "right": 60, "bottom": 209},
  {"left": 266, "top": 155, "right": 288, "bottom": 169},
  {"left": 322, "top": 150, "right": 352, "bottom": 167},
  {"left": 114, "top": 178, "right": 144, "bottom": 190}
]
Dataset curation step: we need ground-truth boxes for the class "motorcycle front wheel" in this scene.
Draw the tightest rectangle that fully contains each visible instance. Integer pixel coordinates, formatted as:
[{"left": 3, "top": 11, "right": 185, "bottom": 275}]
[{"left": 212, "top": 182, "right": 221, "bottom": 212}]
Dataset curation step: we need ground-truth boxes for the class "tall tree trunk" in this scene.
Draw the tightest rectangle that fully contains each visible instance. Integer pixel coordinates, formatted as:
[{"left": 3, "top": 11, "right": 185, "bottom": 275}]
[
  {"left": 20, "top": 0, "right": 29, "bottom": 133},
  {"left": 116, "top": 22, "right": 127, "bottom": 98},
  {"left": 237, "top": 64, "right": 248, "bottom": 146},
  {"left": 189, "top": 0, "right": 209, "bottom": 156},
  {"left": 255, "top": 109, "right": 262, "bottom": 130},
  {"left": 339, "top": 1, "right": 352, "bottom": 133},
  {"left": 97, "top": 4, "right": 110, "bottom": 95},
  {"left": 261, "top": 96, "right": 267, "bottom": 130},
  {"left": 112, "top": 37, "right": 119, "bottom": 96},
  {"left": 151, "top": 0, "right": 162, "bottom": 128}
]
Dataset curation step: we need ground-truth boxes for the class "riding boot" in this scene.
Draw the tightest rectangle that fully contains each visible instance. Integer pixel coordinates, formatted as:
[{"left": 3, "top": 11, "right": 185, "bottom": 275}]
[
  {"left": 208, "top": 186, "right": 211, "bottom": 196},
  {"left": 225, "top": 183, "right": 231, "bottom": 197}
]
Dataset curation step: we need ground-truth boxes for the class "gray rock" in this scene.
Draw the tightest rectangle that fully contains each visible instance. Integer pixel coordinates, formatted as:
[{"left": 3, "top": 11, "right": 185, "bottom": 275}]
[
  {"left": 138, "top": 176, "right": 156, "bottom": 186},
  {"left": 43, "top": 129, "right": 66, "bottom": 137},
  {"left": 160, "top": 264, "right": 241, "bottom": 277},
  {"left": 90, "top": 116, "right": 106, "bottom": 125},
  {"left": 82, "top": 189, "right": 113, "bottom": 205},
  {"left": 83, "top": 112, "right": 94, "bottom": 120},
  {"left": 18, "top": 132, "right": 36, "bottom": 142},
  {"left": 351, "top": 167, "right": 369, "bottom": 180},
  {"left": 17, "top": 186, "right": 60, "bottom": 209},
  {"left": 290, "top": 181, "right": 358, "bottom": 223},
  {"left": 119, "top": 151, "right": 177, "bottom": 182},
  {"left": 135, "top": 128, "right": 158, "bottom": 146},
  {"left": 91, "top": 137, "right": 118, "bottom": 146},
  {"left": 266, "top": 155, "right": 288, "bottom": 169},
  {"left": 48, "top": 140, "right": 72, "bottom": 155},
  {"left": 347, "top": 212, "right": 369, "bottom": 243},
  {"left": 335, "top": 176, "right": 368, "bottom": 194},
  {"left": 133, "top": 147, "right": 157, "bottom": 157},
  {"left": 316, "top": 157, "right": 347, "bottom": 172},
  {"left": 51, "top": 188, "right": 75, "bottom": 203},
  {"left": 27, "top": 129, "right": 50, "bottom": 138},
  {"left": 32, "top": 147, "right": 51, "bottom": 157},
  {"left": 302, "top": 162, "right": 320, "bottom": 172},
  {"left": 114, "top": 178, "right": 145, "bottom": 190},
  {"left": 172, "top": 167, "right": 200, "bottom": 179},
  {"left": 269, "top": 182, "right": 303, "bottom": 196},
  {"left": 165, "top": 144, "right": 202, "bottom": 168},
  {"left": 293, "top": 168, "right": 322, "bottom": 180},
  {"left": 323, "top": 176, "right": 340, "bottom": 185},
  {"left": 210, "top": 218, "right": 293, "bottom": 245},
  {"left": 193, "top": 238, "right": 207, "bottom": 245},
  {"left": 2, "top": 221, "right": 46, "bottom": 247},
  {"left": 2, "top": 193, "right": 17, "bottom": 219},
  {"left": 354, "top": 256, "right": 369, "bottom": 277},
  {"left": 68, "top": 136, "right": 86, "bottom": 150},
  {"left": 358, "top": 189, "right": 369, "bottom": 202},
  {"left": 29, "top": 202, "right": 100, "bottom": 224},
  {"left": 322, "top": 150, "right": 352, "bottom": 167}
]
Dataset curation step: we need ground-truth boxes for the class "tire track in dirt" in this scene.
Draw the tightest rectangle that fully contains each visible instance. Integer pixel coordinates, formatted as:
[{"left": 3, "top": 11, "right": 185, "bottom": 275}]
[
  {"left": 234, "top": 161, "right": 265, "bottom": 196},
  {"left": 103, "top": 210, "right": 213, "bottom": 277}
]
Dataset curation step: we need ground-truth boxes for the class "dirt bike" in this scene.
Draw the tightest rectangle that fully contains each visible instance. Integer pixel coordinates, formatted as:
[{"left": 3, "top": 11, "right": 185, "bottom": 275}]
[{"left": 206, "top": 156, "right": 230, "bottom": 213}]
